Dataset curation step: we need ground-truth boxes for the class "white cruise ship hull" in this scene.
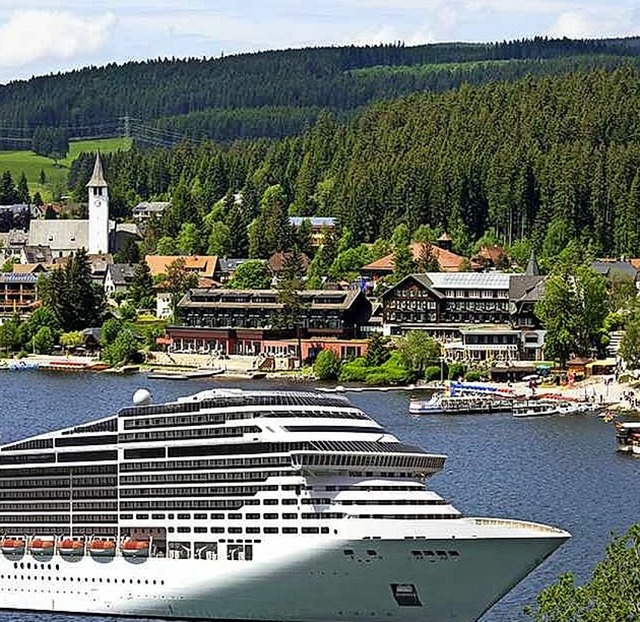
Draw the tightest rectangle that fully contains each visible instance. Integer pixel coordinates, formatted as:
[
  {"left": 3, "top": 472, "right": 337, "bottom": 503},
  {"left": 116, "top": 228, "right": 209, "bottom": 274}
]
[{"left": 0, "top": 526, "right": 566, "bottom": 622}]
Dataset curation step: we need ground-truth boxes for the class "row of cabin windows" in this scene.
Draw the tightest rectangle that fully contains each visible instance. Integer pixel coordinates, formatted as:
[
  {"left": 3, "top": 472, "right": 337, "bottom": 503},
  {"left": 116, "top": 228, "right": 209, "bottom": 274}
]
[
  {"left": 0, "top": 502, "right": 117, "bottom": 512},
  {"left": 0, "top": 514, "right": 117, "bottom": 524},
  {"left": 121, "top": 511, "right": 343, "bottom": 521},
  {"left": 0, "top": 490, "right": 116, "bottom": 500},
  {"left": 0, "top": 476, "right": 117, "bottom": 489},
  {"left": 120, "top": 484, "right": 274, "bottom": 498},
  {"left": 61, "top": 419, "right": 117, "bottom": 436},
  {"left": 119, "top": 426, "right": 260, "bottom": 443},
  {"left": 165, "top": 526, "right": 329, "bottom": 535},
  {"left": 0, "top": 465, "right": 118, "bottom": 479},
  {"left": 123, "top": 408, "right": 366, "bottom": 430},
  {"left": 120, "top": 469, "right": 291, "bottom": 485},
  {"left": 121, "top": 456, "right": 291, "bottom": 471},
  {"left": 120, "top": 499, "right": 303, "bottom": 512}
]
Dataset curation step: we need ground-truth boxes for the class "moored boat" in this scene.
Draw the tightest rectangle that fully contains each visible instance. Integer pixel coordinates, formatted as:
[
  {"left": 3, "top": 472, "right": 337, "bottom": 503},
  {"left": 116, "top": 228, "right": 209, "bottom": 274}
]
[
  {"left": 614, "top": 422, "right": 640, "bottom": 454},
  {"left": 410, "top": 393, "right": 513, "bottom": 415},
  {"left": 512, "top": 399, "right": 586, "bottom": 418},
  {"left": 147, "top": 371, "right": 189, "bottom": 380}
]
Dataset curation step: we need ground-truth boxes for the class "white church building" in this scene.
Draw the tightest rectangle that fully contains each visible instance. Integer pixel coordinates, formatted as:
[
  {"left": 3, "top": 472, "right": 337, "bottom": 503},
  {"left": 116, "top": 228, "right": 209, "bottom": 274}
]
[{"left": 27, "top": 155, "right": 137, "bottom": 258}]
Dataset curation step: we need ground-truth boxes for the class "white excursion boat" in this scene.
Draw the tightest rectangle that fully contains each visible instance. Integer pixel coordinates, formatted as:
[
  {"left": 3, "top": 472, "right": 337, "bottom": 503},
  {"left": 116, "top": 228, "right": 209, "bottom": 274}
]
[
  {"left": 0, "top": 387, "right": 569, "bottom": 622},
  {"left": 409, "top": 393, "right": 513, "bottom": 415},
  {"left": 512, "top": 398, "right": 586, "bottom": 418},
  {"left": 615, "top": 421, "right": 640, "bottom": 454}
]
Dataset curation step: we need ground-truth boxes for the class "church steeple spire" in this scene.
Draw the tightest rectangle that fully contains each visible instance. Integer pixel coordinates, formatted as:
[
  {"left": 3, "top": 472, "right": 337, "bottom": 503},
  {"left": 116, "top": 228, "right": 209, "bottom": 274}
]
[
  {"left": 87, "top": 153, "right": 109, "bottom": 255},
  {"left": 526, "top": 249, "right": 540, "bottom": 276},
  {"left": 86, "top": 153, "right": 108, "bottom": 188}
]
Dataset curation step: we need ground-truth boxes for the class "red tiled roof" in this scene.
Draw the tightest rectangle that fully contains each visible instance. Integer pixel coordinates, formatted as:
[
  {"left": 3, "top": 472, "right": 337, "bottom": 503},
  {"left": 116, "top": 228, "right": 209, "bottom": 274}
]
[
  {"left": 145, "top": 255, "right": 218, "bottom": 278},
  {"left": 362, "top": 242, "right": 472, "bottom": 273},
  {"left": 473, "top": 245, "right": 507, "bottom": 263}
]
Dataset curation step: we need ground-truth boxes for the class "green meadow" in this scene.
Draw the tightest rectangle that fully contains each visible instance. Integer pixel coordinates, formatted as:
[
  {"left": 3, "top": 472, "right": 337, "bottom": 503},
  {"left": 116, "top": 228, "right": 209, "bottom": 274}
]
[{"left": 0, "top": 137, "right": 132, "bottom": 202}]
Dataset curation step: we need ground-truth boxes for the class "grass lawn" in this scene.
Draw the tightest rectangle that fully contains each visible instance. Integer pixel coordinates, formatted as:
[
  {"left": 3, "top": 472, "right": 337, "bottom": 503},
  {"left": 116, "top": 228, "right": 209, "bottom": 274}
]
[{"left": 0, "top": 137, "right": 132, "bottom": 202}]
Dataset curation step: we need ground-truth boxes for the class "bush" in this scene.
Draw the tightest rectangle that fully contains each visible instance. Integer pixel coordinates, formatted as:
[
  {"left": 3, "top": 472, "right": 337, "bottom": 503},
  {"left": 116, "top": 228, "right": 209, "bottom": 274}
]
[
  {"left": 32, "top": 326, "right": 54, "bottom": 354},
  {"left": 424, "top": 365, "right": 443, "bottom": 382},
  {"left": 338, "top": 358, "right": 369, "bottom": 383},
  {"left": 314, "top": 350, "right": 341, "bottom": 381},
  {"left": 464, "top": 370, "right": 484, "bottom": 382},
  {"left": 366, "top": 352, "right": 418, "bottom": 386},
  {"left": 448, "top": 362, "right": 466, "bottom": 380}
]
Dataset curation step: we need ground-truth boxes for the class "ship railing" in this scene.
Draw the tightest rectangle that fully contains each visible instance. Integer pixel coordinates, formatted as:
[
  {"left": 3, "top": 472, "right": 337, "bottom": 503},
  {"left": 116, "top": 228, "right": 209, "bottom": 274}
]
[{"left": 473, "top": 517, "right": 567, "bottom": 534}]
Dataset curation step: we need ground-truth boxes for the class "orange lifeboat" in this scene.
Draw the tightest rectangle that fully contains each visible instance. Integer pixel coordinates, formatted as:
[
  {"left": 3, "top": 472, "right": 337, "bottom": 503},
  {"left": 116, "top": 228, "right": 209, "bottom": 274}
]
[
  {"left": 120, "top": 538, "right": 150, "bottom": 558},
  {"left": 29, "top": 538, "right": 54, "bottom": 555},
  {"left": 58, "top": 538, "right": 84, "bottom": 556},
  {"left": 87, "top": 539, "right": 116, "bottom": 556},
  {"left": 1, "top": 538, "right": 26, "bottom": 555}
]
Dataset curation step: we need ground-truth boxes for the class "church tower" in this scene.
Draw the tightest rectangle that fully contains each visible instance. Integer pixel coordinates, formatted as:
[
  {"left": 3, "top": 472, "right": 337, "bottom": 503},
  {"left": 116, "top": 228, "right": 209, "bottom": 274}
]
[{"left": 87, "top": 153, "right": 109, "bottom": 255}]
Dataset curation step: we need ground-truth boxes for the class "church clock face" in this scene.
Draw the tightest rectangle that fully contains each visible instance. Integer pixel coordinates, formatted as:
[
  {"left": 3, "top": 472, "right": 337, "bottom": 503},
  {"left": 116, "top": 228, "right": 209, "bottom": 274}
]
[{"left": 94, "top": 198, "right": 103, "bottom": 208}]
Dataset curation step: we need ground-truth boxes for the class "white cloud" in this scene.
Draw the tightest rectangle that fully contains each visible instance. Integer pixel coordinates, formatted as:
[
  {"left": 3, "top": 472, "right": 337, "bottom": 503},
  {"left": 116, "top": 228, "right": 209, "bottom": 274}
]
[
  {"left": 0, "top": 9, "right": 115, "bottom": 67},
  {"left": 548, "top": 8, "right": 640, "bottom": 38}
]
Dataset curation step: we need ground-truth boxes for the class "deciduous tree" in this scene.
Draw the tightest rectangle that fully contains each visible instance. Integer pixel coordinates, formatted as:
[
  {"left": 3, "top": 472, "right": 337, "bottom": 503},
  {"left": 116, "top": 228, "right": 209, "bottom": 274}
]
[
  {"left": 525, "top": 524, "right": 640, "bottom": 622},
  {"left": 228, "top": 260, "right": 271, "bottom": 289},
  {"left": 164, "top": 257, "right": 199, "bottom": 319}
]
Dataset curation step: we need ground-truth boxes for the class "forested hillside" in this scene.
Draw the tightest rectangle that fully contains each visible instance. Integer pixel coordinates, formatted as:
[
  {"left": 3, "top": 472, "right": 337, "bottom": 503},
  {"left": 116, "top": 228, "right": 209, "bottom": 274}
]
[
  {"left": 69, "top": 64, "right": 640, "bottom": 259},
  {"left": 1, "top": 37, "right": 639, "bottom": 145}
]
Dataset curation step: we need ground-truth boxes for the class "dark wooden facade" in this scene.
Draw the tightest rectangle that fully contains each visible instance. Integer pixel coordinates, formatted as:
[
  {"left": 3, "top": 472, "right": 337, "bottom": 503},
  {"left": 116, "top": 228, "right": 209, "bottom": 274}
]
[{"left": 169, "top": 288, "right": 372, "bottom": 354}]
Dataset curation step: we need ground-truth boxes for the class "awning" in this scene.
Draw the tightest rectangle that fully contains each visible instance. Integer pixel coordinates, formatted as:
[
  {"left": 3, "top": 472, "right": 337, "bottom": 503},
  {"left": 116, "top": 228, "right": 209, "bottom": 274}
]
[{"left": 586, "top": 358, "right": 616, "bottom": 369}]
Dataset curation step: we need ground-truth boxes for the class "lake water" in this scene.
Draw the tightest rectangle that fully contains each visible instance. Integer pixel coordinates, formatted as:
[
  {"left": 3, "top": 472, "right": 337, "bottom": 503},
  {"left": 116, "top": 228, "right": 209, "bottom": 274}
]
[{"left": 1, "top": 371, "right": 639, "bottom": 622}]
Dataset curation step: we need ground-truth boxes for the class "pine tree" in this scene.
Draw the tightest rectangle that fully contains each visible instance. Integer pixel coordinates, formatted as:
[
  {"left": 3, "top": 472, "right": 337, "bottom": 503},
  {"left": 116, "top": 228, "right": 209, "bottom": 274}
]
[
  {"left": 365, "top": 333, "right": 390, "bottom": 367},
  {"left": 129, "top": 261, "right": 155, "bottom": 310},
  {"left": 16, "top": 172, "right": 29, "bottom": 204},
  {"left": 42, "top": 249, "right": 105, "bottom": 331},
  {"left": 416, "top": 241, "right": 440, "bottom": 272}
]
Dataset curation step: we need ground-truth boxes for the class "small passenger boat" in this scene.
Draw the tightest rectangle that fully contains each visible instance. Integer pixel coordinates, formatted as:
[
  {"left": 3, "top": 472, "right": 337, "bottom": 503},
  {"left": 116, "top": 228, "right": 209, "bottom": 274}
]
[
  {"left": 0, "top": 538, "right": 26, "bottom": 554},
  {"left": 409, "top": 393, "right": 513, "bottom": 415},
  {"left": 512, "top": 399, "right": 585, "bottom": 418},
  {"left": 29, "top": 538, "right": 55, "bottom": 554},
  {"left": 120, "top": 538, "right": 150, "bottom": 557},
  {"left": 87, "top": 539, "right": 116, "bottom": 556},
  {"left": 615, "top": 422, "right": 640, "bottom": 454},
  {"left": 186, "top": 368, "right": 224, "bottom": 379},
  {"left": 147, "top": 371, "right": 189, "bottom": 380},
  {"left": 58, "top": 538, "right": 85, "bottom": 556}
]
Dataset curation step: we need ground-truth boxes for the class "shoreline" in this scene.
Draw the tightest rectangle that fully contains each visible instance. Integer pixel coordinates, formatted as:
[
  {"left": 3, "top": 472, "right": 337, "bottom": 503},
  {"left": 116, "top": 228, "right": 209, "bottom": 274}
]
[{"left": 2, "top": 353, "right": 638, "bottom": 415}]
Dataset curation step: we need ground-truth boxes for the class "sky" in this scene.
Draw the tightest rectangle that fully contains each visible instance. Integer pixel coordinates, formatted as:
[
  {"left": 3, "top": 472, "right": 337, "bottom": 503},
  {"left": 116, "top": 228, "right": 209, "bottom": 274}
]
[{"left": 0, "top": 0, "right": 638, "bottom": 84}]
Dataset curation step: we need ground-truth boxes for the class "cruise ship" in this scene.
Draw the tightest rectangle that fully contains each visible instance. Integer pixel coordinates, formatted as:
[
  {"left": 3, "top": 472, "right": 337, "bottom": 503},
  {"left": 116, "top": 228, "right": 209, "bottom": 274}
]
[{"left": 0, "top": 388, "right": 569, "bottom": 622}]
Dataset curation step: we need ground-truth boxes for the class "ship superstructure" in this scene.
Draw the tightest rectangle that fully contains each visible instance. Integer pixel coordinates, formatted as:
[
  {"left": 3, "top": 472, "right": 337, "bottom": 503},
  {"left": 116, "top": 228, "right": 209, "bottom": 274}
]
[{"left": 0, "top": 388, "right": 568, "bottom": 622}]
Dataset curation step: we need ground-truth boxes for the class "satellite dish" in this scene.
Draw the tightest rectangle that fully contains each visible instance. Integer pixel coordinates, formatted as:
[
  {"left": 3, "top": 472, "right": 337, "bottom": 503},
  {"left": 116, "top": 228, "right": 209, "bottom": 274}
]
[{"left": 133, "top": 388, "right": 152, "bottom": 406}]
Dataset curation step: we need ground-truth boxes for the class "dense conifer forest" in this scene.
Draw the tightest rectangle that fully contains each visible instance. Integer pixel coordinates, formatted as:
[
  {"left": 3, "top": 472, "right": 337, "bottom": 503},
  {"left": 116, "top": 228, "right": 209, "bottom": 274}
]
[
  {"left": 2, "top": 37, "right": 640, "bottom": 144},
  {"left": 67, "top": 62, "right": 640, "bottom": 260}
]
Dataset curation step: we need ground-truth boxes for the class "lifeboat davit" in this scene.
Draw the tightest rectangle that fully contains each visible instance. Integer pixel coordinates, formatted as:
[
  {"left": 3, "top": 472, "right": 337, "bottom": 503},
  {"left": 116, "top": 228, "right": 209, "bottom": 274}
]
[
  {"left": 29, "top": 538, "right": 54, "bottom": 555},
  {"left": 58, "top": 538, "right": 85, "bottom": 556},
  {"left": 120, "top": 538, "right": 150, "bottom": 557},
  {"left": 87, "top": 539, "right": 116, "bottom": 556},
  {"left": 1, "top": 538, "right": 26, "bottom": 555}
]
